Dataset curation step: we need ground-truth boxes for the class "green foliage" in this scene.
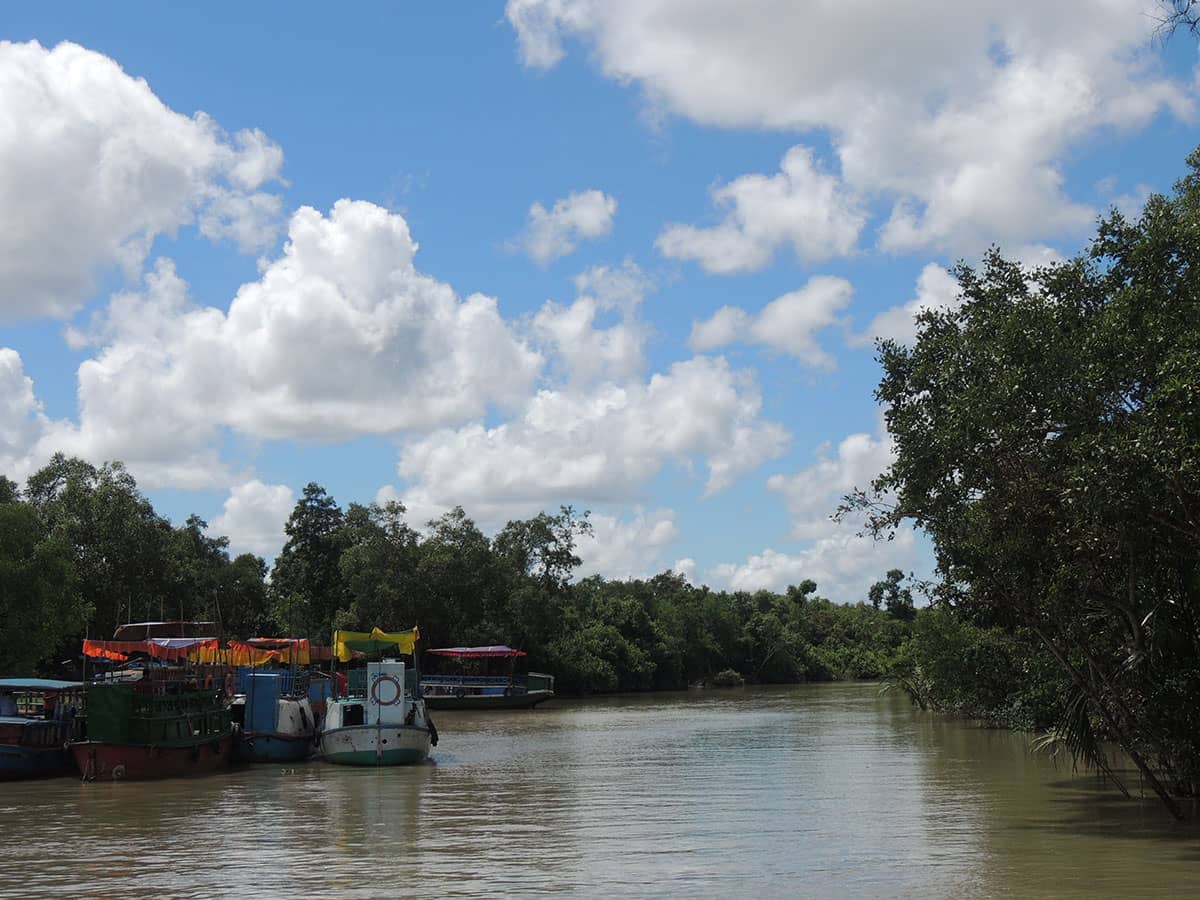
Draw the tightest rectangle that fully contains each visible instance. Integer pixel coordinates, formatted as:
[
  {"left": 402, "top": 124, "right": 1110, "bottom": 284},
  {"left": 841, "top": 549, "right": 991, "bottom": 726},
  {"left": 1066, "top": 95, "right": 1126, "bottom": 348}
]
[
  {"left": 0, "top": 500, "right": 89, "bottom": 674},
  {"left": 10, "top": 463, "right": 914, "bottom": 703},
  {"left": 848, "top": 146, "right": 1200, "bottom": 817},
  {"left": 270, "top": 482, "right": 348, "bottom": 641}
]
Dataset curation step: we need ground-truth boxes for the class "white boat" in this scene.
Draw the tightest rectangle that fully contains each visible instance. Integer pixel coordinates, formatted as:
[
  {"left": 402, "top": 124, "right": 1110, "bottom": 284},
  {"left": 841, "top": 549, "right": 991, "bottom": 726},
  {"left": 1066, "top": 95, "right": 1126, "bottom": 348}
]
[{"left": 320, "top": 655, "right": 436, "bottom": 766}]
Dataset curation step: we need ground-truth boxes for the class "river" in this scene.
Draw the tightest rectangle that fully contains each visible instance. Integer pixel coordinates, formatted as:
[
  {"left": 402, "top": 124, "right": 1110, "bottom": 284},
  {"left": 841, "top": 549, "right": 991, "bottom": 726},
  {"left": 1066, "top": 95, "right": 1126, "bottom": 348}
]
[{"left": 2, "top": 683, "right": 1197, "bottom": 898}]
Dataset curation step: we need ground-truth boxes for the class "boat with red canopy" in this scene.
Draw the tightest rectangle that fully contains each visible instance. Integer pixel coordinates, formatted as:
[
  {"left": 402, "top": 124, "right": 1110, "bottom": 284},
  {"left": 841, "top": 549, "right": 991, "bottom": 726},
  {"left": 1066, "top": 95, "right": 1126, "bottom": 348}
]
[
  {"left": 70, "top": 628, "right": 234, "bottom": 781},
  {"left": 420, "top": 646, "right": 555, "bottom": 710}
]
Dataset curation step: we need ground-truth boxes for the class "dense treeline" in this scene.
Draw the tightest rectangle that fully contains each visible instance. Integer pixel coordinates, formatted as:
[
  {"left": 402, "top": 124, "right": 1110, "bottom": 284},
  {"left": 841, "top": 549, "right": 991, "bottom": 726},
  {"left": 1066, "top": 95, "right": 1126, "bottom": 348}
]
[
  {"left": 847, "top": 147, "right": 1200, "bottom": 819},
  {"left": 0, "top": 460, "right": 912, "bottom": 692}
]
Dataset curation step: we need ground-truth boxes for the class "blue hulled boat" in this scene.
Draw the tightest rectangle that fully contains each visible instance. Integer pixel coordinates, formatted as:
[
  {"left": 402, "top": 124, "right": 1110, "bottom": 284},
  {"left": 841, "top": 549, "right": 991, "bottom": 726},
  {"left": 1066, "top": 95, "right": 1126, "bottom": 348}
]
[
  {"left": 232, "top": 669, "right": 317, "bottom": 763},
  {"left": 0, "top": 678, "right": 83, "bottom": 780}
]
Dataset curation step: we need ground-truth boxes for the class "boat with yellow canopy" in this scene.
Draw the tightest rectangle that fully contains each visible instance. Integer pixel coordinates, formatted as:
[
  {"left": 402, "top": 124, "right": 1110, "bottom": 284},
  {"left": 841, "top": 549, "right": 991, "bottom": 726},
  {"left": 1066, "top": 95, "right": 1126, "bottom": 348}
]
[{"left": 319, "top": 627, "right": 437, "bottom": 766}]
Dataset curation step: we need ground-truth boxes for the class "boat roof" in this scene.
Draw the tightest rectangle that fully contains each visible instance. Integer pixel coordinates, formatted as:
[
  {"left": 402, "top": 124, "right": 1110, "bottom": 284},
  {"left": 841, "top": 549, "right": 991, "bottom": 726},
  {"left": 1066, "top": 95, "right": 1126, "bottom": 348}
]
[
  {"left": 245, "top": 637, "right": 308, "bottom": 648},
  {"left": 113, "top": 621, "right": 223, "bottom": 640},
  {"left": 0, "top": 678, "right": 82, "bottom": 691},
  {"left": 427, "top": 645, "right": 527, "bottom": 658}
]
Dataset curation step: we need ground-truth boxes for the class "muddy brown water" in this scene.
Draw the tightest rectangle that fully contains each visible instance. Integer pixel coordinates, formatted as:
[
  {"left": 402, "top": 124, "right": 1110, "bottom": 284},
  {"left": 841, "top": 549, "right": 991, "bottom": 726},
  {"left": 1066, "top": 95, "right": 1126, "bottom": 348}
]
[{"left": 2, "top": 683, "right": 1197, "bottom": 898}]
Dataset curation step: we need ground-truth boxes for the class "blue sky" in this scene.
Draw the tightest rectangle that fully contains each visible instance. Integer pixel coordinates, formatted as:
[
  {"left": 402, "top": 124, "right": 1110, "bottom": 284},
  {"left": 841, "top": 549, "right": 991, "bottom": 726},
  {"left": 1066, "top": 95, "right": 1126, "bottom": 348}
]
[{"left": 1, "top": 2, "right": 1197, "bottom": 602}]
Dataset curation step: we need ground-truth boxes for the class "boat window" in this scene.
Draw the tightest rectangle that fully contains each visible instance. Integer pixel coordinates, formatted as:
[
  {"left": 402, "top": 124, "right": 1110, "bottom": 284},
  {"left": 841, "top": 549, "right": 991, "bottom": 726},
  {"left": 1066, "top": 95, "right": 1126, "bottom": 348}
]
[{"left": 343, "top": 704, "right": 365, "bottom": 727}]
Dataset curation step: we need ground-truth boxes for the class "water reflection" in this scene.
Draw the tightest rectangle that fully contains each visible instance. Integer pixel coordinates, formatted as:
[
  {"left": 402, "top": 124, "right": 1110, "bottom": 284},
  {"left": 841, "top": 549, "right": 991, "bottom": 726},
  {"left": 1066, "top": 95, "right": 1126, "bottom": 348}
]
[{"left": 3, "top": 684, "right": 1198, "bottom": 898}]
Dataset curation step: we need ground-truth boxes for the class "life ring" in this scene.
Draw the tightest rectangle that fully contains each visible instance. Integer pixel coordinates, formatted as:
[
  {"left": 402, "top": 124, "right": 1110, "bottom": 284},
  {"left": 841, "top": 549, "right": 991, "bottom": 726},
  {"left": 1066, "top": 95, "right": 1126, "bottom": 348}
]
[
  {"left": 452, "top": 686, "right": 466, "bottom": 699},
  {"left": 371, "top": 674, "right": 403, "bottom": 706}
]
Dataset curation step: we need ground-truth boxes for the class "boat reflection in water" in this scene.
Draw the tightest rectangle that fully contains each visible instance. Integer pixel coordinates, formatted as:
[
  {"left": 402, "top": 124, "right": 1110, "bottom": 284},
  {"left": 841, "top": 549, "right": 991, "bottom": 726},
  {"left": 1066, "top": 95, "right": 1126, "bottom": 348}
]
[{"left": 421, "top": 645, "right": 555, "bottom": 710}]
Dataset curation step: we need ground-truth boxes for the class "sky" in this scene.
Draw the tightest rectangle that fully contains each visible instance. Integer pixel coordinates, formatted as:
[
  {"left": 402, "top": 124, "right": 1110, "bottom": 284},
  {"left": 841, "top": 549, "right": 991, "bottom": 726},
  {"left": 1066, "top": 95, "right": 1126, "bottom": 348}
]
[{"left": 1, "top": 2, "right": 1197, "bottom": 604}]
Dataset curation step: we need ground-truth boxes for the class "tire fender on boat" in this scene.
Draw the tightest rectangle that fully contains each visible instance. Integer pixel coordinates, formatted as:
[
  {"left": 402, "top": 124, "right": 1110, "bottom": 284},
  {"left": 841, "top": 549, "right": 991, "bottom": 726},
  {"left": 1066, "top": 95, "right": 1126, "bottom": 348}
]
[{"left": 371, "top": 674, "right": 403, "bottom": 706}]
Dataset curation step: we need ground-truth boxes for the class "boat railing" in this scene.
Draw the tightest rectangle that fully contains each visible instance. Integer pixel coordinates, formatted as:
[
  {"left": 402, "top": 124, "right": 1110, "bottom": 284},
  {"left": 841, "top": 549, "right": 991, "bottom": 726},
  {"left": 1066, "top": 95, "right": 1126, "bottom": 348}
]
[
  {"left": 421, "top": 674, "right": 516, "bottom": 687},
  {"left": 344, "top": 667, "right": 419, "bottom": 699}
]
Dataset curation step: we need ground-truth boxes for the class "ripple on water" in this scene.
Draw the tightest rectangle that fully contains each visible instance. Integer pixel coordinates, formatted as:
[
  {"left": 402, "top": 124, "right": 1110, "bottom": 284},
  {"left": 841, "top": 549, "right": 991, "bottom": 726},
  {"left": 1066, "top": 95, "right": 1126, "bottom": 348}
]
[{"left": 3, "top": 684, "right": 1199, "bottom": 898}]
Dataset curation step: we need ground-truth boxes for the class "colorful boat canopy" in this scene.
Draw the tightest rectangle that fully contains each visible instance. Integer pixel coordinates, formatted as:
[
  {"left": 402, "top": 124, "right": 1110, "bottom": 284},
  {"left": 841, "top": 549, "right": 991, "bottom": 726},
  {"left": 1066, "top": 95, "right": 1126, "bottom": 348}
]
[
  {"left": 82, "top": 637, "right": 218, "bottom": 662},
  {"left": 193, "top": 639, "right": 311, "bottom": 667},
  {"left": 0, "top": 678, "right": 82, "bottom": 691},
  {"left": 333, "top": 627, "right": 419, "bottom": 662},
  {"left": 427, "top": 646, "right": 527, "bottom": 658}
]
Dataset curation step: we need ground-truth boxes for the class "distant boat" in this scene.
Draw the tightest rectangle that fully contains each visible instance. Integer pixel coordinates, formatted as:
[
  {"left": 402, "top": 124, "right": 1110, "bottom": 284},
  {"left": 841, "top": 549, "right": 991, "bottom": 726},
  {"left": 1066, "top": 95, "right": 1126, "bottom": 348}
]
[
  {"left": 319, "top": 627, "right": 436, "bottom": 766},
  {"left": 70, "top": 632, "right": 234, "bottom": 781},
  {"left": 0, "top": 678, "right": 83, "bottom": 780},
  {"left": 421, "top": 646, "right": 555, "bottom": 710}
]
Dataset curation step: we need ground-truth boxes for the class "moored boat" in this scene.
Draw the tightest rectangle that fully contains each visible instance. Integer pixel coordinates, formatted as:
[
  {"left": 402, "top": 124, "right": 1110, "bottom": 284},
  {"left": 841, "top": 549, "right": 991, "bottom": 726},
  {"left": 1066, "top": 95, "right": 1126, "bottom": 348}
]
[
  {"left": 421, "top": 645, "right": 555, "bottom": 710},
  {"left": 193, "top": 636, "right": 319, "bottom": 763},
  {"left": 0, "top": 679, "right": 83, "bottom": 780},
  {"left": 232, "top": 669, "right": 317, "bottom": 763},
  {"left": 319, "top": 627, "right": 436, "bottom": 766},
  {"left": 70, "top": 634, "right": 234, "bottom": 781}
]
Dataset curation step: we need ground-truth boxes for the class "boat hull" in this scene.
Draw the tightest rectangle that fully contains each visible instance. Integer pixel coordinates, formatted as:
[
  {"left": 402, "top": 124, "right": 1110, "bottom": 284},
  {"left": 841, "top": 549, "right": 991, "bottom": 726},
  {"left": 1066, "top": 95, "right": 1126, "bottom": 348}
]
[
  {"left": 236, "top": 732, "right": 314, "bottom": 763},
  {"left": 319, "top": 723, "right": 431, "bottom": 766},
  {"left": 423, "top": 690, "right": 554, "bottom": 711},
  {"left": 71, "top": 735, "right": 234, "bottom": 781},
  {"left": 0, "top": 745, "right": 70, "bottom": 780}
]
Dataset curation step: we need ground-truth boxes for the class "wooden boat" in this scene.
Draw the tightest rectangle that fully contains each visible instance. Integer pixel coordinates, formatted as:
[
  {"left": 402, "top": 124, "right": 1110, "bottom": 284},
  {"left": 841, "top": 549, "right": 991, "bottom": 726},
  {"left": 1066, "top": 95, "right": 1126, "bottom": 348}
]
[
  {"left": 421, "top": 645, "right": 555, "bottom": 710},
  {"left": 319, "top": 628, "right": 437, "bottom": 766},
  {"left": 0, "top": 678, "right": 83, "bottom": 780},
  {"left": 70, "top": 634, "right": 234, "bottom": 781}
]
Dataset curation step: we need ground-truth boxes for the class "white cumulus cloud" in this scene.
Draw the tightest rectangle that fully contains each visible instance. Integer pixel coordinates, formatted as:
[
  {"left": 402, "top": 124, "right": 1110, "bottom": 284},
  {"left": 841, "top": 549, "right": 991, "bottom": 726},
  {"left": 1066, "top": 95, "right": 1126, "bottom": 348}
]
[
  {"left": 211, "top": 480, "right": 296, "bottom": 560},
  {"left": 0, "top": 40, "right": 285, "bottom": 321},
  {"left": 657, "top": 146, "right": 865, "bottom": 272},
  {"left": 508, "top": 0, "right": 1193, "bottom": 255},
  {"left": 576, "top": 508, "right": 680, "bottom": 580},
  {"left": 851, "top": 263, "right": 962, "bottom": 349},
  {"left": 49, "top": 200, "right": 543, "bottom": 488},
  {"left": 689, "top": 276, "right": 854, "bottom": 369},
  {"left": 394, "top": 355, "right": 790, "bottom": 516},
  {"left": 515, "top": 189, "right": 617, "bottom": 264}
]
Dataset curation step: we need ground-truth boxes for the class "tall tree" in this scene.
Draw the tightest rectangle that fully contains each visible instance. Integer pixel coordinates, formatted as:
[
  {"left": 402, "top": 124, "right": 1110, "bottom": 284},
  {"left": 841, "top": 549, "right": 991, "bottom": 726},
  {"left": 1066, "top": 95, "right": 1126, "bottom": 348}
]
[
  {"left": 337, "top": 501, "right": 421, "bottom": 630},
  {"left": 846, "top": 150, "right": 1200, "bottom": 818},
  {"left": 270, "top": 482, "right": 347, "bottom": 641},
  {"left": 0, "top": 500, "right": 89, "bottom": 674},
  {"left": 25, "top": 454, "right": 175, "bottom": 639}
]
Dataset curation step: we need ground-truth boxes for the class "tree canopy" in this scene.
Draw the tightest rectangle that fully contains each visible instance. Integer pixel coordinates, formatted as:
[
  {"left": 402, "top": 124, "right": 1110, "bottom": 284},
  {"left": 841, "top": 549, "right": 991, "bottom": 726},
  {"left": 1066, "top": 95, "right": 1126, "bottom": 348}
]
[{"left": 849, "top": 147, "right": 1200, "bottom": 818}]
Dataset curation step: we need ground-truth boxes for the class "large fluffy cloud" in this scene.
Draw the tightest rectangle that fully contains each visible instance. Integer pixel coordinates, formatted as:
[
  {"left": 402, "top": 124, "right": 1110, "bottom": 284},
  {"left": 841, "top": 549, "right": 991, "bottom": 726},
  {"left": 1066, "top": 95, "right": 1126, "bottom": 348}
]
[
  {"left": 211, "top": 480, "right": 295, "bottom": 560},
  {"left": 54, "top": 200, "right": 543, "bottom": 486},
  {"left": 533, "top": 261, "right": 652, "bottom": 385},
  {"left": 0, "top": 40, "right": 284, "bottom": 321},
  {"left": 0, "top": 349, "right": 50, "bottom": 482},
  {"left": 575, "top": 508, "right": 680, "bottom": 580},
  {"left": 394, "top": 355, "right": 790, "bottom": 515},
  {"left": 657, "top": 146, "right": 865, "bottom": 272},
  {"left": 689, "top": 276, "right": 853, "bottom": 369},
  {"left": 508, "top": 0, "right": 1192, "bottom": 254}
]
